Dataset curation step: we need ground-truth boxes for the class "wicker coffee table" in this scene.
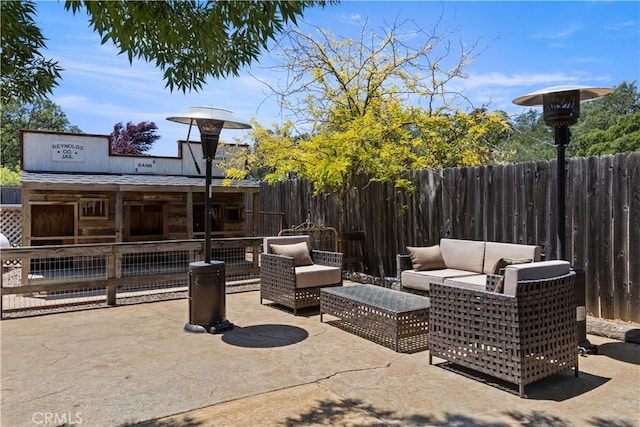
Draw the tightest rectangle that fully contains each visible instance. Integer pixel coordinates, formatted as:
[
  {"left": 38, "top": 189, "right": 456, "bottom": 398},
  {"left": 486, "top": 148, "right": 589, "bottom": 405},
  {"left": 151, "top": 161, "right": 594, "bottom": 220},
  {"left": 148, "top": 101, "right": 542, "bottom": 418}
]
[{"left": 320, "top": 284, "right": 430, "bottom": 353}]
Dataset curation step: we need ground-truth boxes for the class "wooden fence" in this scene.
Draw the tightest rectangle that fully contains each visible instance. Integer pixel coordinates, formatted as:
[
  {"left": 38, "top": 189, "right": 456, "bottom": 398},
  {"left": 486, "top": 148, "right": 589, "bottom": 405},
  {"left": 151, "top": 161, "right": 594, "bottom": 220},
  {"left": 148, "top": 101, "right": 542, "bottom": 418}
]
[
  {"left": 259, "top": 152, "right": 640, "bottom": 323},
  {"left": 0, "top": 186, "right": 21, "bottom": 204}
]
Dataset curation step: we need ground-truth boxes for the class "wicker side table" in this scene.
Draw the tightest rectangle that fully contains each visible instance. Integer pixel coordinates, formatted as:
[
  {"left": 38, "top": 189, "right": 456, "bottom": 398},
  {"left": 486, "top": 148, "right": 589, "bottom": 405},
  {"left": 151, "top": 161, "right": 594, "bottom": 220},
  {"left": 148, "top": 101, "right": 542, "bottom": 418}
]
[{"left": 320, "top": 284, "right": 430, "bottom": 353}]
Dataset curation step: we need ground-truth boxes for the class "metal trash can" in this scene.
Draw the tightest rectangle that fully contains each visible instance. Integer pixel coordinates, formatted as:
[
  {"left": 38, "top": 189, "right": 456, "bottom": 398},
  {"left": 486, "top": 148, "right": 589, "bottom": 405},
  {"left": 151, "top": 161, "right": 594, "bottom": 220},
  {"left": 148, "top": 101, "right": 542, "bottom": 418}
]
[{"left": 184, "top": 261, "right": 232, "bottom": 333}]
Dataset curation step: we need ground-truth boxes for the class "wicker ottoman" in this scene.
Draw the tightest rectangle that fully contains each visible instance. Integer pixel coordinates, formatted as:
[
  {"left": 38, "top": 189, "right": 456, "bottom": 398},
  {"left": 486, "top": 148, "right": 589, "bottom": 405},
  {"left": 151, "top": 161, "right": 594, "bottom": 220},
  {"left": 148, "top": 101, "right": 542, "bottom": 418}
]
[{"left": 320, "top": 284, "right": 430, "bottom": 353}]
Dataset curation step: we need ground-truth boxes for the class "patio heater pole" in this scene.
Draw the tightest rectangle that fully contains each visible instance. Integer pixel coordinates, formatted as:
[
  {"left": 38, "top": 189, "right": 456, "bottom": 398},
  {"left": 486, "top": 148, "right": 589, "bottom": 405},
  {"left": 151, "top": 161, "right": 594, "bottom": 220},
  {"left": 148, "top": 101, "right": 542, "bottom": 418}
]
[
  {"left": 555, "top": 125, "right": 569, "bottom": 261},
  {"left": 199, "top": 126, "right": 223, "bottom": 265},
  {"left": 513, "top": 85, "right": 614, "bottom": 356},
  {"left": 167, "top": 107, "right": 251, "bottom": 334}
]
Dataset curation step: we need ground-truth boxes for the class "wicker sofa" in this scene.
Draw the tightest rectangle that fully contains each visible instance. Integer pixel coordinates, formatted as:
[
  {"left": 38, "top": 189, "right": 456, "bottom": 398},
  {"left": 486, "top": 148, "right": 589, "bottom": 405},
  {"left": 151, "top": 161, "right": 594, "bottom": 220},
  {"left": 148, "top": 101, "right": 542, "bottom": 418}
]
[
  {"left": 260, "top": 235, "right": 343, "bottom": 315},
  {"left": 428, "top": 260, "right": 579, "bottom": 397},
  {"left": 397, "top": 238, "right": 542, "bottom": 296}
]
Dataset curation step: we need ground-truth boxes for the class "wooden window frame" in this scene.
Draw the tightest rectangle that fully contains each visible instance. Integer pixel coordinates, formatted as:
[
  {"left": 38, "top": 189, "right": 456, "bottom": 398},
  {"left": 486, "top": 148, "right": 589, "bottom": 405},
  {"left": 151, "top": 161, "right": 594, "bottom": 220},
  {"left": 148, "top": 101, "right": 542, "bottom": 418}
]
[
  {"left": 225, "top": 206, "right": 243, "bottom": 223},
  {"left": 79, "top": 199, "right": 108, "bottom": 220}
]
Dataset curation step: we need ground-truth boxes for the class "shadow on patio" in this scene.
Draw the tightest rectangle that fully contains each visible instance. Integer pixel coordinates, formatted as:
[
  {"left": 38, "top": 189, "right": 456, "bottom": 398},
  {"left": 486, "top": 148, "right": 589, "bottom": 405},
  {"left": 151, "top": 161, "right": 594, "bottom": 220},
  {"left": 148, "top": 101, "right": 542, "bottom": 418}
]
[{"left": 1, "top": 290, "right": 638, "bottom": 427}]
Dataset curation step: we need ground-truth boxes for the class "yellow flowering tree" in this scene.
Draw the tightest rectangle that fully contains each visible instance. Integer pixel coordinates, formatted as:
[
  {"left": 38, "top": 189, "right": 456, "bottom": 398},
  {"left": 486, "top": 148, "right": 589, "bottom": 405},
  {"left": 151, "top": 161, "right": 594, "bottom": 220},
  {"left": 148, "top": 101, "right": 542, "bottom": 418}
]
[{"left": 227, "top": 20, "right": 509, "bottom": 230}]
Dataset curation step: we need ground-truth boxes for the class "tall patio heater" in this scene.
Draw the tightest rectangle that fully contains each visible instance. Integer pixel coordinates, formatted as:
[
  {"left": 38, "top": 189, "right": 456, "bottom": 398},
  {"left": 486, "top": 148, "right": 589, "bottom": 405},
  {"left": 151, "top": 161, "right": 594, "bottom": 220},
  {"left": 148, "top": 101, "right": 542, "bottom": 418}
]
[
  {"left": 513, "top": 85, "right": 614, "bottom": 354},
  {"left": 167, "top": 107, "right": 251, "bottom": 334}
]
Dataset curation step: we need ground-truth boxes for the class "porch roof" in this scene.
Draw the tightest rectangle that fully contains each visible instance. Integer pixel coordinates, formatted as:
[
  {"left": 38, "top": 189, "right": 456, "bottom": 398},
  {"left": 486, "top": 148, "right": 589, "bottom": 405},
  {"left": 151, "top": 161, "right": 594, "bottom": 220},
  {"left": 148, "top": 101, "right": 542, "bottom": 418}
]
[{"left": 20, "top": 171, "right": 260, "bottom": 192}]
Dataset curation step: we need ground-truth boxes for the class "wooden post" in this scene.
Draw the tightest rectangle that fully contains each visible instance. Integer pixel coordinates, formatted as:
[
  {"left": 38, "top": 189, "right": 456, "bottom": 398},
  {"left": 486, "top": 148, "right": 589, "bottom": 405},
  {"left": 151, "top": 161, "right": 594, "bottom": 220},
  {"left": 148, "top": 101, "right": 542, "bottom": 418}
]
[
  {"left": 186, "top": 191, "right": 193, "bottom": 239},
  {"left": 115, "top": 193, "right": 123, "bottom": 243},
  {"left": 252, "top": 192, "right": 259, "bottom": 237},
  {"left": 107, "top": 253, "right": 117, "bottom": 306}
]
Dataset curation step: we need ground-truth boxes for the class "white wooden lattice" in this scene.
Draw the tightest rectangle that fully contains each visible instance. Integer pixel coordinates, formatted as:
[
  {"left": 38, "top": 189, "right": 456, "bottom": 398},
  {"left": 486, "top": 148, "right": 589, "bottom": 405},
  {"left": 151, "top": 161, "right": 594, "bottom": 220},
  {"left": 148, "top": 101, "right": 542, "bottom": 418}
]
[
  {"left": 1, "top": 206, "right": 22, "bottom": 246},
  {"left": 1, "top": 206, "right": 23, "bottom": 267}
]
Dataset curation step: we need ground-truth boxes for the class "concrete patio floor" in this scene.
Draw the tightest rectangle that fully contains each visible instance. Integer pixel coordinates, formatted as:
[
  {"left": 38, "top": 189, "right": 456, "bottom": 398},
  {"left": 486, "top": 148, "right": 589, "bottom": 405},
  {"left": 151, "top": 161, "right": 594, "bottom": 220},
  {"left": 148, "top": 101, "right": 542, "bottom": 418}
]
[{"left": 1, "top": 287, "right": 639, "bottom": 427}]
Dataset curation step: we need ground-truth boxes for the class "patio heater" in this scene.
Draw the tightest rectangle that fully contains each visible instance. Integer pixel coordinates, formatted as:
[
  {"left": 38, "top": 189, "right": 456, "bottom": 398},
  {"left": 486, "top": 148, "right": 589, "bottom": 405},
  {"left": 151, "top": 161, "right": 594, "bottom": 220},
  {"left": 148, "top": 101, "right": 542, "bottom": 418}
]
[
  {"left": 167, "top": 107, "right": 251, "bottom": 334},
  {"left": 513, "top": 85, "right": 613, "bottom": 355}
]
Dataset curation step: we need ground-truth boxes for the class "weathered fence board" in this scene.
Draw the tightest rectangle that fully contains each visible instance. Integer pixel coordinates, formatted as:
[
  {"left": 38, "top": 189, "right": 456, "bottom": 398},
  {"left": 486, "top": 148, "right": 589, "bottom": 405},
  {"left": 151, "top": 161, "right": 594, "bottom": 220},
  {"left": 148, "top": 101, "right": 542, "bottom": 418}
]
[
  {"left": 584, "top": 157, "right": 601, "bottom": 314},
  {"left": 260, "top": 153, "right": 640, "bottom": 323},
  {"left": 536, "top": 161, "right": 552, "bottom": 258},
  {"left": 629, "top": 154, "right": 640, "bottom": 322},
  {"left": 613, "top": 154, "right": 629, "bottom": 321}
]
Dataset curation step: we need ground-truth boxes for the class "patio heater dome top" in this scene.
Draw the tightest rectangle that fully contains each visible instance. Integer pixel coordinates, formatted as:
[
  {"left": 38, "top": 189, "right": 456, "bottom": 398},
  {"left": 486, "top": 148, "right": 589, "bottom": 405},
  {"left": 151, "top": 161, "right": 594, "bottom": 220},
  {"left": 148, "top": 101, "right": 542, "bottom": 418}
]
[
  {"left": 513, "top": 85, "right": 615, "bottom": 128},
  {"left": 512, "top": 85, "right": 614, "bottom": 107},
  {"left": 166, "top": 106, "right": 251, "bottom": 129}
]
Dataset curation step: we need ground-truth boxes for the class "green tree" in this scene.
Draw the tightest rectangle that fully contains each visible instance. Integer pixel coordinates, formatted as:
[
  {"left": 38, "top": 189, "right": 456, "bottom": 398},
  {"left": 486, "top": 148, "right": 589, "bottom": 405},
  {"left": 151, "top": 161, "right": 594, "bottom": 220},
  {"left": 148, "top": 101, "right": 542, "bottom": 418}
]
[
  {"left": 1, "top": 100, "right": 82, "bottom": 169},
  {"left": 228, "top": 20, "right": 507, "bottom": 230},
  {"left": 570, "top": 81, "right": 640, "bottom": 157},
  {"left": 2, "top": 1, "right": 335, "bottom": 104},
  {"left": 0, "top": 166, "right": 22, "bottom": 186},
  {"left": 0, "top": 1, "right": 62, "bottom": 105},
  {"left": 500, "top": 110, "right": 556, "bottom": 163},
  {"left": 581, "top": 111, "right": 640, "bottom": 156}
]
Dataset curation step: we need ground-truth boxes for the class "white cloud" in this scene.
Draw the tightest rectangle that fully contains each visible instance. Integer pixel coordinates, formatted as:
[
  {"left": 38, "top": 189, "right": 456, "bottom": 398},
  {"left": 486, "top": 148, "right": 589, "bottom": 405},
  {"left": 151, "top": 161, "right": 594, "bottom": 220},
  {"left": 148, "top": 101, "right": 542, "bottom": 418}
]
[
  {"left": 337, "top": 12, "right": 364, "bottom": 25},
  {"left": 603, "top": 20, "right": 636, "bottom": 31},
  {"left": 532, "top": 24, "right": 582, "bottom": 40},
  {"left": 568, "top": 56, "right": 603, "bottom": 64},
  {"left": 462, "top": 72, "right": 581, "bottom": 89}
]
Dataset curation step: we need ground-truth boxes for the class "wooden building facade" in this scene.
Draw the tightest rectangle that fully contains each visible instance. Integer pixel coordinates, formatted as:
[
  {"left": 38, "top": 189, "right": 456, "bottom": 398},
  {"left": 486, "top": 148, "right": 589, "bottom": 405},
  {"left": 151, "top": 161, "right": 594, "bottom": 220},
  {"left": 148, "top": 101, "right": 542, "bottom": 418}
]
[{"left": 20, "top": 130, "right": 259, "bottom": 246}]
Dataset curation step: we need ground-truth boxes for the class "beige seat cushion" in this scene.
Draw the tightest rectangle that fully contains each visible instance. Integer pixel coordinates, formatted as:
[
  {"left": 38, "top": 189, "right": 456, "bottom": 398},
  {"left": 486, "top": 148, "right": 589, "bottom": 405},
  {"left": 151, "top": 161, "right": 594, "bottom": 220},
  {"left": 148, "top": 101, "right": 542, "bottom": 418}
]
[
  {"left": 483, "top": 242, "right": 541, "bottom": 274},
  {"left": 440, "top": 238, "right": 486, "bottom": 273},
  {"left": 401, "top": 269, "right": 478, "bottom": 292},
  {"left": 269, "top": 242, "right": 313, "bottom": 266},
  {"left": 503, "top": 260, "right": 571, "bottom": 296},
  {"left": 295, "top": 264, "right": 341, "bottom": 289},
  {"left": 406, "top": 245, "right": 445, "bottom": 271},
  {"left": 443, "top": 274, "right": 488, "bottom": 291}
]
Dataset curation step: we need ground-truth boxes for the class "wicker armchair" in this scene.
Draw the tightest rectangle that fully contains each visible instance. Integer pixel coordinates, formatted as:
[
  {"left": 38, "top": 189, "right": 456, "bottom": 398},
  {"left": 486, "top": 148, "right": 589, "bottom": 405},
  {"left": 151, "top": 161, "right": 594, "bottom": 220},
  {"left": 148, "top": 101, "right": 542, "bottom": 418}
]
[
  {"left": 260, "top": 235, "right": 343, "bottom": 315},
  {"left": 428, "top": 260, "right": 578, "bottom": 398}
]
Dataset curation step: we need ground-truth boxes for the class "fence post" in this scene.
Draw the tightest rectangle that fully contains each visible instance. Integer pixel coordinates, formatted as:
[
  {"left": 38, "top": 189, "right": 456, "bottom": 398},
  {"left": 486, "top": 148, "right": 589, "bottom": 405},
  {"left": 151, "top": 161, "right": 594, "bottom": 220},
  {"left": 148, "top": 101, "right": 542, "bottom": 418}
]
[{"left": 106, "top": 253, "right": 116, "bottom": 305}]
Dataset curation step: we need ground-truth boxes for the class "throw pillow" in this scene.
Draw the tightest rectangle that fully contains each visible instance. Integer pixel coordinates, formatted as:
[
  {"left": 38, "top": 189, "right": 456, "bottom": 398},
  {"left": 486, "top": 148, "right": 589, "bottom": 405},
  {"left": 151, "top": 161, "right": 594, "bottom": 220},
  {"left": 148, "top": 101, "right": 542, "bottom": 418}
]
[
  {"left": 494, "top": 276, "right": 505, "bottom": 294},
  {"left": 406, "top": 245, "right": 446, "bottom": 271},
  {"left": 492, "top": 257, "right": 533, "bottom": 275},
  {"left": 269, "top": 242, "right": 313, "bottom": 266}
]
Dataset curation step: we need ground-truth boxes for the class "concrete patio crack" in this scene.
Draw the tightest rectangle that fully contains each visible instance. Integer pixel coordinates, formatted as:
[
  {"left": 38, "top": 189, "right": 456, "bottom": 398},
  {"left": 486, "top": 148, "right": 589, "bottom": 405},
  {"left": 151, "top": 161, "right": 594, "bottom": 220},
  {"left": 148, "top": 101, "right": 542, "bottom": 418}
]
[
  {"left": 18, "top": 385, "right": 74, "bottom": 404},
  {"left": 314, "top": 358, "right": 400, "bottom": 383},
  {"left": 39, "top": 343, "right": 70, "bottom": 366}
]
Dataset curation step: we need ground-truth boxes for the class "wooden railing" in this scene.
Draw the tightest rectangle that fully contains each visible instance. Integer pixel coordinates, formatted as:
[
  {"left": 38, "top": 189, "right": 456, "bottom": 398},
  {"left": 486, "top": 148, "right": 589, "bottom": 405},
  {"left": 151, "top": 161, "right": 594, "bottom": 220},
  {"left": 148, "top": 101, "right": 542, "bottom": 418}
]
[{"left": 0, "top": 237, "right": 263, "bottom": 317}]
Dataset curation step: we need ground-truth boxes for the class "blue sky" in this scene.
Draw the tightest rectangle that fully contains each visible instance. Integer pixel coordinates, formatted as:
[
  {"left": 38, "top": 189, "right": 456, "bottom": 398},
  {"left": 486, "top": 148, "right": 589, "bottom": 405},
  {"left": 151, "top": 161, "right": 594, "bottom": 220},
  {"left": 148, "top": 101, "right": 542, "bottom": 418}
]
[{"left": 36, "top": 1, "right": 639, "bottom": 156}]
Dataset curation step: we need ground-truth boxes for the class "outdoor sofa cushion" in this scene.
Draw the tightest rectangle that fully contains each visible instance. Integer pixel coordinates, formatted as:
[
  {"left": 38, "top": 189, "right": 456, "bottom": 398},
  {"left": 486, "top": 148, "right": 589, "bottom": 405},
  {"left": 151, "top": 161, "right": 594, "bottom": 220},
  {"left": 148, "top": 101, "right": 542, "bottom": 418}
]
[
  {"left": 503, "top": 260, "right": 571, "bottom": 296},
  {"left": 492, "top": 257, "right": 534, "bottom": 275},
  {"left": 440, "top": 238, "right": 486, "bottom": 273},
  {"left": 294, "top": 264, "right": 342, "bottom": 289},
  {"left": 269, "top": 242, "right": 313, "bottom": 266},
  {"left": 483, "top": 242, "right": 541, "bottom": 274},
  {"left": 264, "top": 235, "right": 310, "bottom": 252},
  {"left": 443, "top": 274, "right": 488, "bottom": 291},
  {"left": 406, "top": 245, "right": 445, "bottom": 271},
  {"left": 400, "top": 268, "right": 478, "bottom": 293}
]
